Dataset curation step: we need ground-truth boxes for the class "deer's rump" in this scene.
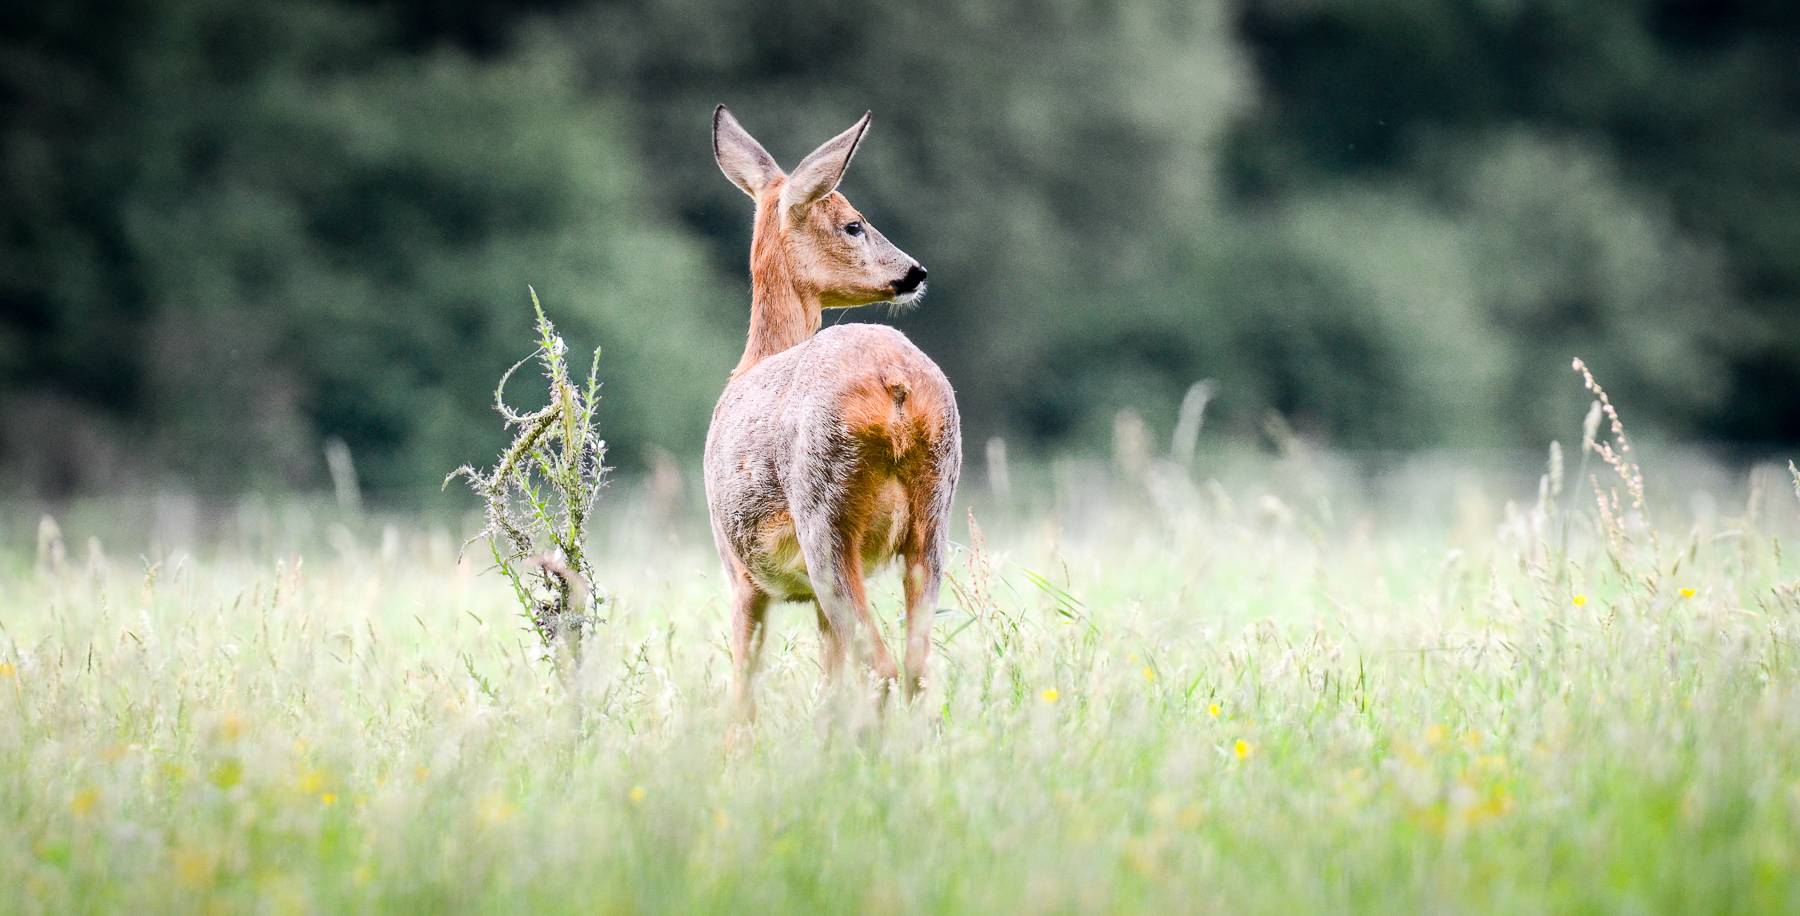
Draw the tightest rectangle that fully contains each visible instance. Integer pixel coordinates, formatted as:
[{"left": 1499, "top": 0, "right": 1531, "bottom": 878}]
[{"left": 703, "top": 323, "right": 961, "bottom": 602}]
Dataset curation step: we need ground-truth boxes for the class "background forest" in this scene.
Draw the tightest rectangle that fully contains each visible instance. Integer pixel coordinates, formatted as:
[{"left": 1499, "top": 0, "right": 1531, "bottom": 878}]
[{"left": 3, "top": 0, "right": 1797, "bottom": 499}]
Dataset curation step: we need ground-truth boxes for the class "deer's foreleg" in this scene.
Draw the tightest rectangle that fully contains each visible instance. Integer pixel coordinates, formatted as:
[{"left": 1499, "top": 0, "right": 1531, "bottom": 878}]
[{"left": 727, "top": 563, "right": 771, "bottom": 722}]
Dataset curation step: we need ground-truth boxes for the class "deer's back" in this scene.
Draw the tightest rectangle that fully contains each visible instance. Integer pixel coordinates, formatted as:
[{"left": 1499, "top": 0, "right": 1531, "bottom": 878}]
[{"left": 704, "top": 323, "right": 961, "bottom": 600}]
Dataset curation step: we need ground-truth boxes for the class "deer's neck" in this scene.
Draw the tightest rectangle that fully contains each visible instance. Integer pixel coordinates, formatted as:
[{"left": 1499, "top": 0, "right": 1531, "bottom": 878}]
[{"left": 733, "top": 213, "right": 821, "bottom": 379}]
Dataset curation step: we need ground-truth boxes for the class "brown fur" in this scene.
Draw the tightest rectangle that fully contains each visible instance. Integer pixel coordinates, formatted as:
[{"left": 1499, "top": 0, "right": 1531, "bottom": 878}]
[{"left": 705, "top": 106, "right": 961, "bottom": 719}]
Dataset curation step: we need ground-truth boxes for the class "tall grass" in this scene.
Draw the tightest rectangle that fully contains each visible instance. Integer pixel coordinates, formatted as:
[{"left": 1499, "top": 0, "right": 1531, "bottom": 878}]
[{"left": 2, "top": 438, "right": 1798, "bottom": 913}]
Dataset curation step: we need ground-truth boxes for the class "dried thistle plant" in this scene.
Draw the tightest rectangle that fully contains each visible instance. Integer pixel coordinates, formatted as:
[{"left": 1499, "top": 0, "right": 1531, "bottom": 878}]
[{"left": 447, "top": 288, "right": 608, "bottom": 664}]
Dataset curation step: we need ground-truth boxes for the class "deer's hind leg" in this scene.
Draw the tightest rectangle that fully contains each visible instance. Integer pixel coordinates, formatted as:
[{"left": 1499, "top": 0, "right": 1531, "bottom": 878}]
[
  {"left": 901, "top": 529, "right": 948, "bottom": 700},
  {"left": 798, "top": 529, "right": 899, "bottom": 702},
  {"left": 827, "top": 550, "right": 902, "bottom": 691},
  {"left": 898, "top": 456, "right": 957, "bottom": 701}
]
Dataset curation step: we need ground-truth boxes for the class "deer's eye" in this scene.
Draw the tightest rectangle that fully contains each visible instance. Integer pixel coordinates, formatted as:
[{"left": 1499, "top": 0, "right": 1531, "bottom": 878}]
[{"left": 843, "top": 221, "right": 864, "bottom": 237}]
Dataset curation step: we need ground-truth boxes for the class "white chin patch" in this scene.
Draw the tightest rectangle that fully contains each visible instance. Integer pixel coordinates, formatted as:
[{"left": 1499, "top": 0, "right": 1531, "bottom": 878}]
[{"left": 892, "top": 282, "right": 927, "bottom": 306}]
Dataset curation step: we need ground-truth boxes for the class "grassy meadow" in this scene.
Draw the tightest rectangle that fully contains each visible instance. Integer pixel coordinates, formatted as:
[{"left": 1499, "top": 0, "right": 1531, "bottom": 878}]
[{"left": 4, "top": 441, "right": 1800, "bottom": 915}]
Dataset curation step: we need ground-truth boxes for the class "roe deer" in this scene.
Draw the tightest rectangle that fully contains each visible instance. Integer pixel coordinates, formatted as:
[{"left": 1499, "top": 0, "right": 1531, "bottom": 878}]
[{"left": 704, "top": 105, "right": 961, "bottom": 720}]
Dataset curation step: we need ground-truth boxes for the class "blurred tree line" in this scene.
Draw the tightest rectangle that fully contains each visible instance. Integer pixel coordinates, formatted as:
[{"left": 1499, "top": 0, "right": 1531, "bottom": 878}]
[{"left": 2, "top": 0, "right": 1795, "bottom": 499}]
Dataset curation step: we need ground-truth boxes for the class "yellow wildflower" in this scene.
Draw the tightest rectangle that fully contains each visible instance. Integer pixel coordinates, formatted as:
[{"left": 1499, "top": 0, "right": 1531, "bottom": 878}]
[
  {"left": 297, "top": 768, "right": 325, "bottom": 794},
  {"left": 209, "top": 759, "right": 242, "bottom": 789},
  {"left": 1124, "top": 837, "right": 1161, "bottom": 877},
  {"left": 173, "top": 846, "right": 215, "bottom": 888},
  {"left": 1234, "top": 739, "right": 1250, "bottom": 759},
  {"left": 1041, "top": 688, "right": 1059, "bottom": 704},
  {"left": 1679, "top": 588, "right": 1695, "bottom": 598},
  {"left": 1572, "top": 594, "right": 1587, "bottom": 606},
  {"left": 1142, "top": 666, "right": 1156, "bottom": 683},
  {"left": 0, "top": 661, "right": 14, "bottom": 679},
  {"left": 476, "top": 793, "right": 517, "bottom": 826},
  {"left": 629, "top": 786, "right": 646, "bottom": 804},
  {"left": 71, "top": 787, "right": 99, "bottom": 816},
  {"left": 1207, "top": 702, "right": 1221, "bottom": 717}
]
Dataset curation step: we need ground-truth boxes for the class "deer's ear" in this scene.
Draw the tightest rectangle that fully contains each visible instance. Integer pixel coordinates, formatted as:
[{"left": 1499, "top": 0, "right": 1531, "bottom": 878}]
[
  {"left": 780, "top": 112, "right": 870, "bottom": 217},
  {"left": 714, "top": 105, "right": 783, "bottom": 198}
]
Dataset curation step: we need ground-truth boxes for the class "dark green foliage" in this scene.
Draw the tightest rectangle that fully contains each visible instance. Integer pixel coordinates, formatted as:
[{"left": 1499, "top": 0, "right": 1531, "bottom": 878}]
[
  {"left": 1234, "top": 0, "right": 1800, "bottom": 442},
  {"left": 1, "top": 0, "right": 1795, "bottom": 498},
  {"left": 0, "top": 0, "right": 729, "bottom": 496}
]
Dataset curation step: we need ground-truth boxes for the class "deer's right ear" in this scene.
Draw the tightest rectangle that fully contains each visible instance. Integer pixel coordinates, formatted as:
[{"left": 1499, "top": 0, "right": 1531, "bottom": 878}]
[
  {"left": 780, "top": 112, "right": 869, "bottom": 217},
  {"left": 714, "top": 106, "right": 784, "bottom": 198}
]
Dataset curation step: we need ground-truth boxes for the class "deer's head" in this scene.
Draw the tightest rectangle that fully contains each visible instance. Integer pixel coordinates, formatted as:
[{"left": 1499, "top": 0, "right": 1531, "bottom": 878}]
[{"left": 713, "top": 106, "right": 927, "bottom": 309}]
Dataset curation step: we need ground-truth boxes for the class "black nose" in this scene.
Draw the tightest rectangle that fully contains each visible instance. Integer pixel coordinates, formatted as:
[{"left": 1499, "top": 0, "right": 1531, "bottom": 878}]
[{"left": 894, "top": 264, "right": 928, "bottom": 294}]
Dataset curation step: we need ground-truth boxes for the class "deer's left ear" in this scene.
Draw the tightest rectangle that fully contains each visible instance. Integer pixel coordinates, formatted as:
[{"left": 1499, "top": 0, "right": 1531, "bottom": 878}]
[
  {"left": 714, "top": 105, "right": 784, "bottom": 198},
  {"left": 781, "top": 112, "right": 871, "bottom": 218}
]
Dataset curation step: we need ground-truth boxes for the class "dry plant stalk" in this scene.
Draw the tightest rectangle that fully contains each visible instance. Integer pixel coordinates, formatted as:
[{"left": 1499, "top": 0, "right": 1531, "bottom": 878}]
[
  {"left": 1570, "top": 357, "right": 1668, "bottom": 575},
  {"left": 1571, "top": 358, "right": 1645, "bottom": 514},
  {"left": 447, "top": 288, "right": 608, "bottom": 661}
]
